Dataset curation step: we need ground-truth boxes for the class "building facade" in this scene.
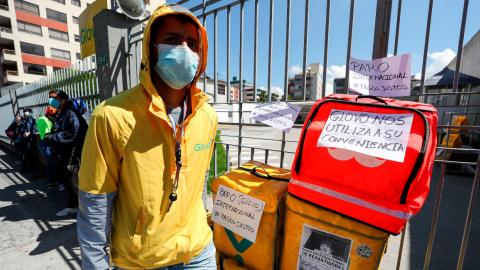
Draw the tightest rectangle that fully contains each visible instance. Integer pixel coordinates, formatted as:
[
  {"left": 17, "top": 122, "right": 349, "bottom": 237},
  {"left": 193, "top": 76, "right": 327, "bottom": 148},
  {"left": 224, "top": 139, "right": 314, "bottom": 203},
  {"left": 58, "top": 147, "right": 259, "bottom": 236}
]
[
  {"left": 0, "top": 0, "right": 163, "bottom": 89},
  {"left": 288, "top": 63, "right": 323, "bottom": 100}
]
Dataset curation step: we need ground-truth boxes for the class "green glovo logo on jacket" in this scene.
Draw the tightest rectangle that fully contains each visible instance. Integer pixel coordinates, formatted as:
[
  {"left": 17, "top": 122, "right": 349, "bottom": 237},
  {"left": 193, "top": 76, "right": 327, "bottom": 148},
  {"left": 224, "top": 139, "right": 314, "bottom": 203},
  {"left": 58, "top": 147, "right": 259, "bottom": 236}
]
[{"left": 195, "top": 138, "right": 213, "bottom": 151}]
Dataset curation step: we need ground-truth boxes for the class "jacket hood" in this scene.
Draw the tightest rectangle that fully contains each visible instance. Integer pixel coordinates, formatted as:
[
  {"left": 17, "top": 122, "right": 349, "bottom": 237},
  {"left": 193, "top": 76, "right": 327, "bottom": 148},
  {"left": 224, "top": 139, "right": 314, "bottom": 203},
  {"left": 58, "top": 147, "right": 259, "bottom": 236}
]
[{"left": 140, "top": 4, "right": 209, "bottom": 114}]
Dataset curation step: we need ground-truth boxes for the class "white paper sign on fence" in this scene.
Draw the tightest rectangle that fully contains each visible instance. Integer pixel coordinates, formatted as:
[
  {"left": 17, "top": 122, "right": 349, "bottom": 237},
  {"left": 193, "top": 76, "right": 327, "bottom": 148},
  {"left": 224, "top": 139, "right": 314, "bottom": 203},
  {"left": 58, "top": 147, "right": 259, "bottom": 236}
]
[
  {"left": 249, "top": 102, "right": 302, "bottom": 133},
  {"left": 211, "top": 185, "right": 266, "bottom": 243},
  {"left": 349, "top": 53, "right": 411, "bottom": 97},
  {"left": 317, "top": 109, "right": 414, "bottom": 162}
]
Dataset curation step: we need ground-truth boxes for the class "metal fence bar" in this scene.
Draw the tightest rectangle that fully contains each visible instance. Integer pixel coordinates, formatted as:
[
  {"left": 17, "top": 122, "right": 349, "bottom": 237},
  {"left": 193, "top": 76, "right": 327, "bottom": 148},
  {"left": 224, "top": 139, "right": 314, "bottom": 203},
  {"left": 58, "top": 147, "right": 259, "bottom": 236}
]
[
  {"left": 267, "top": 0, "right": 274, "bottom": 102},
  {"left": 227, "top": 6, "right": 231, "bottom": 103},
  {"left": 239, "top": 1, "right": 244, "bottom": 103},
  {"left": 456, "top": 152, "right": 480, "bottom": 270},
  {"left": 214, "top": 10, "right": 218, "bottom": 103},
  {"left": 214, "top": 144, "right": 218, "bottom": 178},
  {"left": 423, "top": 162, "right": 447, "bottom": 269},
  {"left": 226, "top": 144, "right": 230, "bottom": 172},
  {"left": 321, "top": 0, "right": 330, "bottom": 98},
  {"left": 396, "top": 228, "right": 407, "bottom": 270},
  {"left": 419, "top": 0, "right": 434, "bottom": 96},
  {"left": 254, "top": 0, "right": 259, "bottom": 102},
  {"left": 344, "top": 0, "right": 355, "bottom": 94},
  {"left": 393, "top": 0, "right": 402, "bottom": 56},
  {"left": 283, "top": 0, "right": 291, "bottom": 101},
  {"left": 451, "top": 0, "right": 469, "bottom": 93},
  {"left": 301, "top": 0, "right": 310, "bottom": 100},
  {"left": 203, "top": 0, "right": 207, "bottom": 95}
]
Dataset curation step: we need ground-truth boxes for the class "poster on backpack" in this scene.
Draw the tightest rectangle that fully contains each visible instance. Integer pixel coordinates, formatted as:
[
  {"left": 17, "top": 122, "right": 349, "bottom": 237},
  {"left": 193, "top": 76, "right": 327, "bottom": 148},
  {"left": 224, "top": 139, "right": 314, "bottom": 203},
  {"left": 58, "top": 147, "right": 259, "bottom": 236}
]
[
  {"left": 297, "top": 224, "right": 353, "bottom": 270},
  {"left": 317, "top": 109, "right": 414, "bottom": 162},
  {"left": 349, "top": 53, "right": 411, "bottom": 97}
]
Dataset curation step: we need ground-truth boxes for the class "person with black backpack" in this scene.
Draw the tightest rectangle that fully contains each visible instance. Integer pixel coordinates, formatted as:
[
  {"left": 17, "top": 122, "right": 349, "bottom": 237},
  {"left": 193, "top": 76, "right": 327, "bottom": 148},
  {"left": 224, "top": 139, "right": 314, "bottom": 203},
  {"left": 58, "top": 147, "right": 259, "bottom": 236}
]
[{"left": 7, "top": 107, "right": 38, "bottom": 173}]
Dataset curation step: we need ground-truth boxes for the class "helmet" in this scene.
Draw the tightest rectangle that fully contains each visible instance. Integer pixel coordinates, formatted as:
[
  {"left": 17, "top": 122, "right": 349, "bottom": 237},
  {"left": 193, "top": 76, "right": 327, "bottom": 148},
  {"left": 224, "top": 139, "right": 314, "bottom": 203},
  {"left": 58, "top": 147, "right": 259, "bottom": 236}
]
[
  {"left": 23, "top": 106, "right": 33, "bottom": 113},
  {"left": 46, "top": 106, "right": 57, "bottom": 118},
  {"left": 68, "top": 98, "right": 87, "bottom": 115}
]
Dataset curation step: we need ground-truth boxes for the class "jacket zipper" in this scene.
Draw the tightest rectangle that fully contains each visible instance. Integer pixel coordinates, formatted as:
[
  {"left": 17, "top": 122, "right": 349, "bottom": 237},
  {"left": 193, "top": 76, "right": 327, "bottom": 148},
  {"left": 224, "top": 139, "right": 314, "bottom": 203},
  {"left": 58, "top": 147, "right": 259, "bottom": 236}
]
[{"left": 293, "top": 98, "right": 431, "bottom": 204}]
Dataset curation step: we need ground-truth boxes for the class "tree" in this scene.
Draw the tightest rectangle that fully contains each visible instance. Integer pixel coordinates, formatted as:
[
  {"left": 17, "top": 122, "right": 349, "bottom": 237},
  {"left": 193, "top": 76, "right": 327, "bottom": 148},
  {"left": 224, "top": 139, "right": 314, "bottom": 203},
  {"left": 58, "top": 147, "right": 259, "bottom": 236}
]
[
  {"left": 258, "top": 91, "right": 267, "bottom": 102},
  {"left": 271, "top": 93, "right": 279, "bottom": 101}
]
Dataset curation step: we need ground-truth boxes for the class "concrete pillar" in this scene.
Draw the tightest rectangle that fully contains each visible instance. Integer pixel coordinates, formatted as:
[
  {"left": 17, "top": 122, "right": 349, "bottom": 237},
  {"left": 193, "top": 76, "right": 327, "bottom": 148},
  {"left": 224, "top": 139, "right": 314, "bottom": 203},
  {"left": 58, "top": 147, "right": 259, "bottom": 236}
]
[
  {"left": 93, "top": 10, "right": 142, "bottom": 102},
  {"left": 372, "top": 0, "right": 393, "bottom": 60}
]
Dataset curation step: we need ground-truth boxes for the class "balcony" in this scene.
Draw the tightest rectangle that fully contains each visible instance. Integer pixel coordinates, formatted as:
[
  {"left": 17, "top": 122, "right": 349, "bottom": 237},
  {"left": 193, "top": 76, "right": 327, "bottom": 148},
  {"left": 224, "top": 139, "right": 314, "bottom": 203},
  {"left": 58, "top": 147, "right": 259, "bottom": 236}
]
[
  {"left": 0, "top": 49, "right": 16, "bottom": 65},
  {"left": 0, "top": 26, "right": 13, "bottom": 41},
  {"left": 4, "top": 70, "right": 21, "bottom": 84}
]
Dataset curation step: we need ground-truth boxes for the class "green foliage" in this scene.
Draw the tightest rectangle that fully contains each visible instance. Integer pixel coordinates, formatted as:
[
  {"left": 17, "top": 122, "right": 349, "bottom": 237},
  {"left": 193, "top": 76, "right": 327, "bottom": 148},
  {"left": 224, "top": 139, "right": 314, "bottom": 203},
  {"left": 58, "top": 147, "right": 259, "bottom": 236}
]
[
  {"left": 208, "top": 130, "right": 227, "bottom": 194},
  {"left": 258, "top": 91, "right": 267, "bottom": 102},
  {"left": 271, "top": 93, "right": 279, "bottom": 101}
]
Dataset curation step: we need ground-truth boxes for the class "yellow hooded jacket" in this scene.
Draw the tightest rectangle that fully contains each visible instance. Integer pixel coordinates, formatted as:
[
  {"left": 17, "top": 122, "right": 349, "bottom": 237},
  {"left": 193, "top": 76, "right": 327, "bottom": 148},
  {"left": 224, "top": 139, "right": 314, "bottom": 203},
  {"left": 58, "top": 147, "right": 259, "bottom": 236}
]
[{"left": 78, "top": 4, "right": 217, "bottom": 269}]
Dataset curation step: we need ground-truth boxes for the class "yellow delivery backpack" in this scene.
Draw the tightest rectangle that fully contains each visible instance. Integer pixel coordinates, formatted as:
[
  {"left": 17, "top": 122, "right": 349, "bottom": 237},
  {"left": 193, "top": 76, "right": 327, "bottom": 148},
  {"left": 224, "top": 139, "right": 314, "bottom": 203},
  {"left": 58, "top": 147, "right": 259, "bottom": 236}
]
[
  {"left": 281, "top": 194, "right": 389, "bottom": 270},
  {"left": 216, "top": 252, "right": 254, "bottom": 270},
  {"left": 211, "top": 161, "right": 290, "bottom": 270}
]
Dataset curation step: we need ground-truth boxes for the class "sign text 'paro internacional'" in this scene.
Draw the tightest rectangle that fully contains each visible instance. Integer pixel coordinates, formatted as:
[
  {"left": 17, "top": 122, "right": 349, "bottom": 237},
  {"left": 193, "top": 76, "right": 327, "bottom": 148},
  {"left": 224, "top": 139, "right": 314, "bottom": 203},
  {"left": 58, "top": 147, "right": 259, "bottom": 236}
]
[
  {"left": 349, "top": 53, "right": 412, "bottom": 97},
  {"left": 317, "top": 110, "right": 414, "bottom": 163},
  {"left": 212, "top": 185, "right": 266, "bottom": 243}
]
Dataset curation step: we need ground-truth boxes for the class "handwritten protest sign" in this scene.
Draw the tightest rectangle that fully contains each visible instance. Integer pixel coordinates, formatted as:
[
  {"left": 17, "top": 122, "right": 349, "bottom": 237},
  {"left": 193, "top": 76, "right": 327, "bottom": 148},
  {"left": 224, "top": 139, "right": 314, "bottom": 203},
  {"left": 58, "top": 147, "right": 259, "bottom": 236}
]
[
  {"left": 249, "top": 102, "right": 302, "bottom": 133},
  {"left": 212, "top": 185, "right": 266, "bottom": 243},
  {"left": 317, "top": 109, "right": 414, "bottom": 162},
  {"left": 297, "top": 224, "right": 353, "bottom": 270},
  {"left": 349, "top": 53, "right": 411, "bottom": 97}
]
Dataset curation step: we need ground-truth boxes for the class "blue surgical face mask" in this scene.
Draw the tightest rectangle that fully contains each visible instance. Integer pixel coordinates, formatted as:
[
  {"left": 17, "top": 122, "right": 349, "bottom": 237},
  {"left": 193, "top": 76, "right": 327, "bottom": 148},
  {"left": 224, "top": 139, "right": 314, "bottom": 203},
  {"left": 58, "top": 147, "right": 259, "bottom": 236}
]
[
  {"left": 153, "top": 44, "right": 199, "bottom": 90},
  {"left": 49, "top": 98, "right": 60, "bottom": 109}
]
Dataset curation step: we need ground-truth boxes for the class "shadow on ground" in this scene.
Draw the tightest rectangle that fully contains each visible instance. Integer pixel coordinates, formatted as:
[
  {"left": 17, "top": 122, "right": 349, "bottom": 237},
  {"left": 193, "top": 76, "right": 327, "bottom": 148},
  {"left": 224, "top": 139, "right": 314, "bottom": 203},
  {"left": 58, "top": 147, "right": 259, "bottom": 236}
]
[{"left": 0, "top": 149, "right": 81, "bottom": 269}]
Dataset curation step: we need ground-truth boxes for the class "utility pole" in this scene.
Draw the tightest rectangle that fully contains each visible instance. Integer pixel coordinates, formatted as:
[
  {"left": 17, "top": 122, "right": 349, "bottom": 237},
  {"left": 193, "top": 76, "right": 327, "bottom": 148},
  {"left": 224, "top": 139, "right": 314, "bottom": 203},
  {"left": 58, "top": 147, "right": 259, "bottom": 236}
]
[{"left": 372, "top": 0, "right": 393, "bottom": 60}]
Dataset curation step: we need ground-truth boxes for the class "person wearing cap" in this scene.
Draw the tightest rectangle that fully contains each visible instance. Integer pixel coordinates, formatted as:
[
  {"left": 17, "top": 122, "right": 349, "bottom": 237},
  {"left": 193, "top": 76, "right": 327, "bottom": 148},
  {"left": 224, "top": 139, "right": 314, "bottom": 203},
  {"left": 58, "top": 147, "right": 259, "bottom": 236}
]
[
  {"left": 78, "top": 4, "right": 218, "bottom": 270},
  {"left": 43, "top": 89, "right": 88, "bottom": 216},
  {"left": 8, "top": 107, "right": 38, "bottom": 173}
]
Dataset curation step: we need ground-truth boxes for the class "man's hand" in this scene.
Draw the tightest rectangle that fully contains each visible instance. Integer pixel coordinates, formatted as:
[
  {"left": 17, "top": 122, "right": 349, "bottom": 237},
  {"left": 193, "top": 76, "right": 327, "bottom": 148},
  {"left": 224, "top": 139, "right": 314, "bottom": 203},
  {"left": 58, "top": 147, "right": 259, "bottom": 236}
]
[
  {"left": 15, "top": 116, "right": 21, "bottom": 123},
  {"left": 44, "top": 133, "right": 53, "bottom": 142},
  {"left": 24, "top": 132, "right": 30, "bottom": 137}
]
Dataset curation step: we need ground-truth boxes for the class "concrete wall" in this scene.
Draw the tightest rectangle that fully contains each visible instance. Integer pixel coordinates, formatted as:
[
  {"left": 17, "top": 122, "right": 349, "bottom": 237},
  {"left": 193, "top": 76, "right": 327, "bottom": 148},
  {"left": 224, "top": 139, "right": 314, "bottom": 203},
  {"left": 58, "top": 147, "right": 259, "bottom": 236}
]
[{"left": 447, "top": 29, "right": 480, "bottom": 79}]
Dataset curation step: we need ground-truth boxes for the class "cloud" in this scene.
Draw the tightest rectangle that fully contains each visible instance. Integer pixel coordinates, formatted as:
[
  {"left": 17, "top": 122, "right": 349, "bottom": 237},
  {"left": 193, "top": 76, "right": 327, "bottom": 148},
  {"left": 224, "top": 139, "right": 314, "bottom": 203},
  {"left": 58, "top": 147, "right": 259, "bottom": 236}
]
[
  {"left": 387, "top": 53, "right": 394, "bottom": 57},
  {"left": 288, "top": 65, "right": 303, "bottom": 75},
  {"left": 325, "top": 82, "right": 334, "bottom": 96},
  {"left": 414, "top": 48, "right": 456, "bottom": 79},
  {"left": 271, "top": 86, "right": 283, "bottom": 96},
  {"left": 325, "top": 65, "right": 346, "bottom": 85}
]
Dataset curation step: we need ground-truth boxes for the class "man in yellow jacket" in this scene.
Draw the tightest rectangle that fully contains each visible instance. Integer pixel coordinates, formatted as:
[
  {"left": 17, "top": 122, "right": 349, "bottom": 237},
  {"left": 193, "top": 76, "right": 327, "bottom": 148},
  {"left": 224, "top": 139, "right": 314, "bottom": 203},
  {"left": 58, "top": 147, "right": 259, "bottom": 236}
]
[{"left": 78, "top": 4, "right": 218, "bottom": 270}]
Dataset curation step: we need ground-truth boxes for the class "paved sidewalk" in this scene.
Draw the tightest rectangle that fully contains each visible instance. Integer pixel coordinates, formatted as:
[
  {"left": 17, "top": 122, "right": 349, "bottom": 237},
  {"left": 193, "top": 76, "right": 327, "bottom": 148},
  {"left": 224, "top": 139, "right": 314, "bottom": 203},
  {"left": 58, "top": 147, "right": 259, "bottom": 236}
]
[{"left": 0, "top": 148, "right": 81, "bottom": 270}]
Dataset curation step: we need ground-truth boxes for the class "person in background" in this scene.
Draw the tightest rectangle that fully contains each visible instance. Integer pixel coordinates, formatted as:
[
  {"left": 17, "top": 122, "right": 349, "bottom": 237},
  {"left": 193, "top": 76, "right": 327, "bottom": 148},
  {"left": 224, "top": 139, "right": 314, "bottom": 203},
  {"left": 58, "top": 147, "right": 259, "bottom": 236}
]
[
  {"left": 37, "top": 106, "right": 64, "bottom": 190},
  {"left": 8, "top": 107, "right": 38, "bottom": 173},
  {"left": 44, "top": 89, "right": 88, "bottom": 216}
]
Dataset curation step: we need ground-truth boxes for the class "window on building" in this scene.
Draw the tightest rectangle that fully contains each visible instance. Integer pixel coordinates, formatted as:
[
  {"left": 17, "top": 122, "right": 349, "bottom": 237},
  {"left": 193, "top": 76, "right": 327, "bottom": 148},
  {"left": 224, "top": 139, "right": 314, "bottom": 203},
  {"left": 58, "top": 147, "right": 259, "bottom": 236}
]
[
  {"left": 294, "top": 92, "right": 302, "bottom": 97},
  {"left": 295, "top": 85, "right": 302, "bottom": 89},
  {"left": 218, "top": 84, "right": 226, "bottom": 95},
  {"left": 23, "top": 63, "right": 46, "bottom": 75},
  {"left": 72, "top": 16, "right": 79, "bottom": 24},
  {"left": 51, "top": 48, "right": 70, "bottom": 61},
  {"left": 46, "top": 8, "right": 67, "bottom": 24},
  {"left": 289, "top": 80, "right": 294, "bottom": 84},
  {"left": 71, "top": 0, "right": 81, "bottom": 7},
  {"left": 295, "top": 78, "right": 302, "bottom": 82},
  {"left": 53, "top": 67, "right": 61, "bottom": 72},
  {"left": 14, "top": 0, "right": 40, "bottom": 16},
  {"left": 76, "top": 53, "right": 81, "bottom": 60},
  {"left": 52, "top": 0, "right": 65, "bottom": 4},
  {"left": 20, "top": 42, "right": 44, "bottom": 57},
  {"left": 49, "top": 28, "right": 69, "bottom": 42},
  {"left": 17, "top": 21, "right": 42, "bottom": 36},
  {"left": 74, "top": 34, "right": 80, "bottom": 42}
]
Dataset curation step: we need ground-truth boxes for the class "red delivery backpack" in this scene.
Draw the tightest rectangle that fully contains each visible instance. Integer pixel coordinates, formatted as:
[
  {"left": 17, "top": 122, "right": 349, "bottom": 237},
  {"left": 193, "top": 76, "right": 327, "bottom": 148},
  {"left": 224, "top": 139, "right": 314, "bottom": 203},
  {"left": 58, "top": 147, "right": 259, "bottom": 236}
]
[{"left": 290, "top": 94, "right": 438, "bottom": 235}]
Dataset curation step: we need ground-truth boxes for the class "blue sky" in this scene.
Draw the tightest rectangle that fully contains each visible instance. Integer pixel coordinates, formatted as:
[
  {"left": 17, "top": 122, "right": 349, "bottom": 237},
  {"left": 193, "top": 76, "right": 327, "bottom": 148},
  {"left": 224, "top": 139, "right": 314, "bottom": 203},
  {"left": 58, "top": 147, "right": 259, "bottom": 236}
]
[{"left": 166, "top": 0, "right": 480, "bottom": 96}]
